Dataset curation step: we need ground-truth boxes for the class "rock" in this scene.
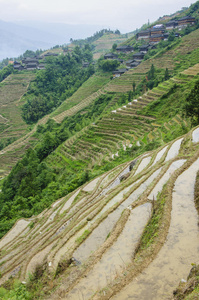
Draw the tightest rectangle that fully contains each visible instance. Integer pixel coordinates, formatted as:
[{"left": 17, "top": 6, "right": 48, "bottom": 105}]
[{"left": 129, "top": 159, "right": 137, "bottom": 171}]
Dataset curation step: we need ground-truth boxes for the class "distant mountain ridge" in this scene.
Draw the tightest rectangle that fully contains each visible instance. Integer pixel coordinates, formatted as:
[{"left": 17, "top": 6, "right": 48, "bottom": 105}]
[{"left": 0, "top": 20, "right": 104, "bottom": 60}]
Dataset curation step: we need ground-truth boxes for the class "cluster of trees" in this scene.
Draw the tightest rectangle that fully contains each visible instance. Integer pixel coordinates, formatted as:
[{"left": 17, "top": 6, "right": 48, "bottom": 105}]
[
  {"left": 22, "top": 45, "right": 94, "bottom": 123},
  {"left": 134, "top": 64, "right": 170, "bottom": 94},
  {"left": 0, "top": 64, "right": 14, "bottom": 82},
  {"left": 98, "top": 58, "right": 120, "bottom": 72}
]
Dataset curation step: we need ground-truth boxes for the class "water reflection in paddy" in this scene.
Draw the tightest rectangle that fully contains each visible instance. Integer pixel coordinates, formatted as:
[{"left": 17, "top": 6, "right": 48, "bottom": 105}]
[
  {"left": 74, "top": 168, "right": 161, "bottom": 262},
  {"left": 112, "top": 158, "right": 199, "bottom": 300},
  {"left": 148, "top": 159, "right": 186, "bottom": 200},
  {"left": 66, "top": 203, "right": 152, "bottom": 300}
]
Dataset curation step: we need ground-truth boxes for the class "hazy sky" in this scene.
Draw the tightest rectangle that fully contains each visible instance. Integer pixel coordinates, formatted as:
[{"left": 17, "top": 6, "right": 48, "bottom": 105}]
[{"left": 0, "top": 0, "right": 195, "bottom": 32}]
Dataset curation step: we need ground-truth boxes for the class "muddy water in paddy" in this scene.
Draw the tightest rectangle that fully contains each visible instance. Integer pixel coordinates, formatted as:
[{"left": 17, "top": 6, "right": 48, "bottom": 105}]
[
  {"left": 165, "top": 138, "right": 183, "bottom": 161},
  {"left": 152, "top": 145, "right": 168, "bottom": 166},
  {"left": 134, "top": 156, "right": 151, "bottom": 176},
  {"left": 112, "top": 158, "right": 199, "bottom": 300},
  {"left": 92, "top": 178, "right": 142, "bottom": 224},
  {"left": 192, "top": 127, "right": 199, "bottom": 143},
  {"left": 59, "top": 189, "right": 80, "bottom": 215},
  {"left": 83, "top": 176, "right": 102, "bottom": 192},
  {"left": 65, "top": 203, "right": 152, "bottom": 300},
  {"left": 100, "top": 166, "right": 130, "bottom": 196},
  {"left": 73, "top": 168, "right": 161, "bottom": 263},
  {"left": 0, "top": 219, "right": 30, "bottom": 249},
  {"left": 148, "top": 159, "right": 186, "bottom": 200}
]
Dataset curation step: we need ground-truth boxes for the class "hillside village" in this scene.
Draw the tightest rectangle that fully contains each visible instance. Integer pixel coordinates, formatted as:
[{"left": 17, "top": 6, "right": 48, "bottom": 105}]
[
  {"left": 0, "top": 1, "right": 199, "bottom": 299},
  {"left": 13, "top": 52, "right": 58, "bottom": 71},
  {"left": 105, "top": 15, "right": 196, "bottom": 78}
]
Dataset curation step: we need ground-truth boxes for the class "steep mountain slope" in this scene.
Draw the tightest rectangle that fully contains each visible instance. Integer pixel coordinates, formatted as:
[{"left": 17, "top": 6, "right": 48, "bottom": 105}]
[
  {"left": 0, "top": 3, "right": 199, "bottom": 298},
  {"left": 0, "top": 126, "right": 199, "bottom": 300},
  {"left": 1, "top": 28, "right": 199, "bottom": 178}
]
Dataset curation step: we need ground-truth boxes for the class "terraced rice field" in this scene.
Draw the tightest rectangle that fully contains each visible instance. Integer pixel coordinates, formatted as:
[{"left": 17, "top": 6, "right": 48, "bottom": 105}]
[
  {"left": 0, "top": 127, "right": 199, "bottom": 300},
  {"left": 0, "top": 73, "right": 35, "bottom": 138},
  {"left": 51, "top": 75, "right": 110, "bottom": 123},
  {"left": 0, "top": 73, "right": 36, "bottom": 176},
  {"left": 0, "top": 56, "right": 197, "bottom": 178},
  {"left": 47, "top": 67, "right": 193, "bottom": 168}
]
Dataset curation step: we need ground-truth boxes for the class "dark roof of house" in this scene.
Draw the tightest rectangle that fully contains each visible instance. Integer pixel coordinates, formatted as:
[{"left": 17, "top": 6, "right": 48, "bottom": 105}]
[
  {"left": 113, "top": 68, "right": 127, "bottom": 74},
  {"left": 104, "top": 53, "right": 118, "bottom": 58},
  {"left": 26, "top": 63, "right": 38, "bottom": 68},
  {"left": 139, "top": 44, "right": 150, "bottom": 50},
  {"left": 126, "top": 60, "right": 134, "bottom": 64},
  {"left": 151, "top": 28, "right": 165, "bottom": 33},
  {"left": 139, "top": 30, "right": 151, "bottom": 34},
  {"left": 166, "top": 20, "right": 178, "bottom": 26},
  {"left": 133, "top": 52, "right": 145, "bottom": 57},
  {"left": 178, "top": 16, "right": 195, "bottom": 21},
  {"left": 130, "top": 62, "right": 140, "bottom": 67}
]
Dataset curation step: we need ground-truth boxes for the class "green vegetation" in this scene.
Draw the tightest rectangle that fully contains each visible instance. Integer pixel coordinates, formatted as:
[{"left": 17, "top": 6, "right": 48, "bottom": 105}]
[
  {"left": 184, "top": 79, "right": 199, "bottom": 124},
  {"left": 98, "top": 58, "right": 120, "bottom": 72},
  {"left": 71, "top": 29, "right": 121, "bottom": 47},
  {"left": 21, "top": 46, "right": 94, "bottom": 123},
  {"left": 0, "top": 64, "right": 14, "bottom": 82},
  {"left": 0, "top": 94, "right": 113, "bottom": 238},
  {"left": 0, "top": 282, "right": 31, "bottom": 300}
]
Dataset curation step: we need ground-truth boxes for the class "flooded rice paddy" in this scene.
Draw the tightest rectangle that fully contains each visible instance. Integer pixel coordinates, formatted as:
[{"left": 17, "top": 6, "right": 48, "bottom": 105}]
[
  {"left": 66, "top": 203, "right": 152, "bottom": 300},
  {"left": 112, "top": 158, "right": 199, "bottom": 300}
]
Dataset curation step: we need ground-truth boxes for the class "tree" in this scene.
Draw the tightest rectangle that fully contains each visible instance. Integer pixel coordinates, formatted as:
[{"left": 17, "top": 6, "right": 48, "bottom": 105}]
[
  {"left": 168, "top": 31, "right": 175, "bottom": 42},
  {"left": 148, "top": 64, "right": 155, "bottom": 80},
  {"left": 112, "top": 43, "right": 117, "bottom": 52},
  {"left": 99, "top": 59, "right": 120, "bottom": 72},
  {"left": 115, "top": 29, "right": 120, "bottom": 35},
  {"left": 132, "top": 81, "right": 136, "bottom": 93},
  {"left": 164, "top": 68, "right": 170, "bottom": 80},
  {"left": 184, "top": 80, "right": 199, "bottom": 124}
]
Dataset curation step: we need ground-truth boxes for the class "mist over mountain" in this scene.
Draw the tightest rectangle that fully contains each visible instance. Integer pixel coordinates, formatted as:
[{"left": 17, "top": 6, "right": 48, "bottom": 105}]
[{"left": 0, "top": 20, "right": 104, "bottom": 60}]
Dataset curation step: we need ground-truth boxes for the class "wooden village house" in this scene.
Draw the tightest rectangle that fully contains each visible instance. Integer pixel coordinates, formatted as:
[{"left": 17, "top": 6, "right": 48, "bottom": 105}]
[
  {"left": 133, "top": 52, "right": 145, "bottom": 61},
  {"left": 150, "top": 34, "right": 164, "bottom": 43},
  {"left": 104, "top": 53, "right": 118, "bottom": 59},
  {"left": 125, "top": 60, "right": 135, "bottom": 68},
  {"left": 150, "top": 27, "right": 165, "bottom": 36},
  {"left": 116, "top": 45, "right": 134, "bottom": 54},
  {"left": 136, "top": 30, "right": 151, "bottom": 40},
  {"left": 165, "top": 20, "right": 178, "bottom": 30},
  {"left": 178, "top": 16, "right": 195, "bottom": 28},
  {"left": 139, "top": 44, "right": 150, "bottom": 53},
  {"left": 112, "top": 68, "right": 127, "bottom": 78}
]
